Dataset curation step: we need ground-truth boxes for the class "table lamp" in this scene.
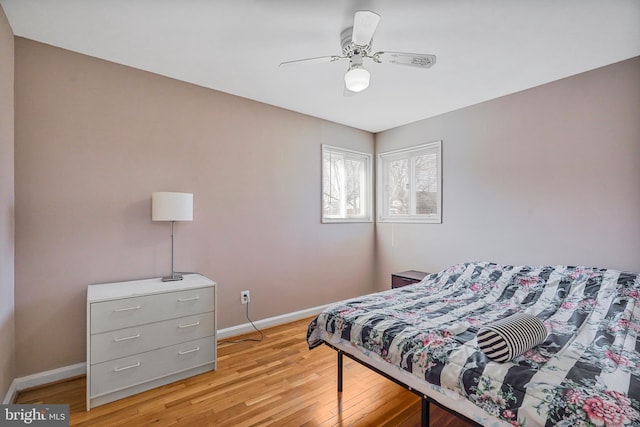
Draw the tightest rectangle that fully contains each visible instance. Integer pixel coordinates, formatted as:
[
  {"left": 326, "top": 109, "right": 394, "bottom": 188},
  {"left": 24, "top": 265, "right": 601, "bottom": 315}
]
[{"left": 152, "top": 191, "right": 193, "bottom": 282}]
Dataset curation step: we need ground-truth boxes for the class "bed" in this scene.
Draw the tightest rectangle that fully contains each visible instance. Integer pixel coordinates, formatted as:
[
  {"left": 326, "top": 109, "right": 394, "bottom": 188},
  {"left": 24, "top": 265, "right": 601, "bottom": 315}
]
[{"left": 307, "top": 261, "right": 640, "bottom": 426}]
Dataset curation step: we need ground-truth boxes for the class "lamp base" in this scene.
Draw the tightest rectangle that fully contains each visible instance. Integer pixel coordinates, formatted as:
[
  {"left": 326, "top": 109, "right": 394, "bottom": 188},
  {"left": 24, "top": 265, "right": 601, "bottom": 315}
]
[{"left": 161, "top": 274, "right": 184, "bottom": 282}]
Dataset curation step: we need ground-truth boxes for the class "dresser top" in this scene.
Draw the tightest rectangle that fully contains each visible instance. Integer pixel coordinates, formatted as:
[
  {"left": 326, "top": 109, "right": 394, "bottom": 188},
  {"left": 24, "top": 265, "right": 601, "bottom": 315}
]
[{"left": 87, "top": 274, "right": 215, "bottom": 302}]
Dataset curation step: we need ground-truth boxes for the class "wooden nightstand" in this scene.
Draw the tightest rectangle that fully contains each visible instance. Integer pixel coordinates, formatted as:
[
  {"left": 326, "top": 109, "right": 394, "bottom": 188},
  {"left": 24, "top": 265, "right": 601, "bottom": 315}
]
[{"left": 391, "top": 270, "right": 429, "bottom": 288}]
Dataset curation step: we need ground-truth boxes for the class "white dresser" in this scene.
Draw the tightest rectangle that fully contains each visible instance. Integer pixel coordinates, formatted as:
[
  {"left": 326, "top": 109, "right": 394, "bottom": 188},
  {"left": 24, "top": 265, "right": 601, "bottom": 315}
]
[{"left": 86, "top": 274, "right": 216, "bottom": 410}]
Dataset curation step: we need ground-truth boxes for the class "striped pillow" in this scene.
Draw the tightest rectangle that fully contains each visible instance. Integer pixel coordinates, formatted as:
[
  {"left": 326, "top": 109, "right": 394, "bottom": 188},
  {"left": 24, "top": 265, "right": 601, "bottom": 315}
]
[{"left": 476, "top": 313, "right": 548, "bottom": 362}]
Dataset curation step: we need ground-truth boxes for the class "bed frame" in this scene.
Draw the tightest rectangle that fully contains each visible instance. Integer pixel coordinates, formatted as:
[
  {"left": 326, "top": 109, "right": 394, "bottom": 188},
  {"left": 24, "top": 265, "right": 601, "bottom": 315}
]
[{"left": 325, "top": 342, "right": 483, "bottom": 427}]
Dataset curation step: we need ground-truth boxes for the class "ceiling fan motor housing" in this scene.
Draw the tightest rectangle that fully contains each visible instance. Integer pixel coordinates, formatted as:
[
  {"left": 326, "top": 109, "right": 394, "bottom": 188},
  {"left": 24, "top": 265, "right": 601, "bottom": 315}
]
[{"left": 340, "top": 27, "right": 372, "bottom": 58}]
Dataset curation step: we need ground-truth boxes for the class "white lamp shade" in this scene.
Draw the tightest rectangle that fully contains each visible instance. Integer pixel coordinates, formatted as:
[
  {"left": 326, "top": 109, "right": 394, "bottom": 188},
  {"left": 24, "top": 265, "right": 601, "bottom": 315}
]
[
  {"left": 152, "top": 192, "right": 193, "bottom": 221},
  {"left": 344, "top": 66, "right": 370, "bottom": 92}
]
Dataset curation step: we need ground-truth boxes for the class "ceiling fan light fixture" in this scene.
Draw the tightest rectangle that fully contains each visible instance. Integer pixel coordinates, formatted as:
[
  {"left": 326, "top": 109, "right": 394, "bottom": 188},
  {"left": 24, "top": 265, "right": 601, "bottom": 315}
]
[{"left": 344, "top": 65, "right": 370, "bottom": 92}]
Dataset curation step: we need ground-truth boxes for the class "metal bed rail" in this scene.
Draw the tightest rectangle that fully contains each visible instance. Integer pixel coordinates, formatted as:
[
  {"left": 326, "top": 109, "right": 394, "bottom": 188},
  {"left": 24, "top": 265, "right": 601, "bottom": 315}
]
[{"left": 325, "top": 342, "right": 482, "bottom": 427}]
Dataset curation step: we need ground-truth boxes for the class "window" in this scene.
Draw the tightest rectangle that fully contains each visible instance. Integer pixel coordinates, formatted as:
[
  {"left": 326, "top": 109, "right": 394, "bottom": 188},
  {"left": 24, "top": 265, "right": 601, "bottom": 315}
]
[
  {"left": 322, "top": 145, "right": 372, "bottom": 223},
  {"left": 378, "top": 141, "right": 442, "bottom": 223}
]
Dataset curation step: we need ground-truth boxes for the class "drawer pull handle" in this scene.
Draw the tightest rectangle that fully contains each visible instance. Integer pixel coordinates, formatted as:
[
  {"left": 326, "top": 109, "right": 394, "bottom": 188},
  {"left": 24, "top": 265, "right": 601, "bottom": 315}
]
[
  {"left": 178, "top": 296, "right": 200, "bottom": 302},
  {"left": 178, "top": 346, "right": 200, "bottom": 355},
  {"left": 113, "top": 305, "right": 141, "bottom": 312},
  {"left": 113, "top": 333, "right": 141, "bottom": 342},
  {"left": 178, "top": 321, "right": 200, "bottom": 329},
  {"left": 113, "top": 362, "right": 141, "bottom": 372}
]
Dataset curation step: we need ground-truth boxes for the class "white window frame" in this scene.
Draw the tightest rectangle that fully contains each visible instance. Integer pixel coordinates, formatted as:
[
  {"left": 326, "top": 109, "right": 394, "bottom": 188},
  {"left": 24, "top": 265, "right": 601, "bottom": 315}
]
[
  {"left": 322, "top": 144, "right": 373, "bottom": 223},
  {"left": 377, "top": 141, "right": 442, "bottom": 223}
]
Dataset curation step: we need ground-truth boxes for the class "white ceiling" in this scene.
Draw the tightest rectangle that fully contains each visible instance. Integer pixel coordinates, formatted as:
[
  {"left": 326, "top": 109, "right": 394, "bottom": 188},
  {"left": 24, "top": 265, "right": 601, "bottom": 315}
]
[{"left": 2, "top": 1, "right": 639, "bottom": 133}]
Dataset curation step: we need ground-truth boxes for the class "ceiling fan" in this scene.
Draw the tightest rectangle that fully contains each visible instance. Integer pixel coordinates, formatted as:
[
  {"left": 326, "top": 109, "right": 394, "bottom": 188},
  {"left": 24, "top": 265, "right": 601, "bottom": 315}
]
[{"left": 279, "top": 10, "right": 436, "bottom": 95}]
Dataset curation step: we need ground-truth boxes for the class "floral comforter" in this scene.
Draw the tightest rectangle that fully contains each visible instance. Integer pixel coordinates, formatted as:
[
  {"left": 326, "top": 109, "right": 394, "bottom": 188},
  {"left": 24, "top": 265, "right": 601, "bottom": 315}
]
[{"left": 307, "top": 261, "right": 640, "bottom": 426}]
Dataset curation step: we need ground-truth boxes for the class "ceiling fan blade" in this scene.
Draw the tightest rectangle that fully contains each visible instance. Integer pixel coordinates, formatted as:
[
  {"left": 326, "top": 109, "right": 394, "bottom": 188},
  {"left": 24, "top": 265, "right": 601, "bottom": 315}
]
[
  {"left": 279, "top": 55, "right": 343, "bottom": 68},
  {"left": 352, "top": 10, "right": 380, "bottom": 46},
  {"left": 372, "top": 51, "right": 436, "bottom": 69}
]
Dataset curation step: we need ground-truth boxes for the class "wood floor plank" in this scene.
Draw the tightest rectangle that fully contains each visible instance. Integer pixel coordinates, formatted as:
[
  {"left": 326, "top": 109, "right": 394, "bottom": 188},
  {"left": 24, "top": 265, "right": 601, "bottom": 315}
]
[{"left": 15, "top": 317, "right": 475, "bottom": 426}]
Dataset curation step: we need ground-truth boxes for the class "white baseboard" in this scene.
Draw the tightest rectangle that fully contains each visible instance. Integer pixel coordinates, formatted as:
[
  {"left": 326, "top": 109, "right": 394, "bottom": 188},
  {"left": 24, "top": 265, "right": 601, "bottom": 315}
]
[
  {"left": 2, "top": 379, "right": 17, "bottom": 404},
  {"left": 3, "top": 362, "right": 86, "bottom": 404},
  {"left": 216, "top": 303, "right": 327, "bottom": 339},
  {"left": 3, "top": 304, "right": 327, "bottom": 404}
]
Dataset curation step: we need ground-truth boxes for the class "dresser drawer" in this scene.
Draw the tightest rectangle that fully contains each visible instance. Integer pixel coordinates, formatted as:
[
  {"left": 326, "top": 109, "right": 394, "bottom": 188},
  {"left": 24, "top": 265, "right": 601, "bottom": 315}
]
[
  {"left": 90, "top": 336, "right": 216, "bottom": 397},
  {"left": 90, "top": 311, "right": 215, "bottom": 364},
  {"left": 90, "top": 287, "right": 214, "bottom": 333}
]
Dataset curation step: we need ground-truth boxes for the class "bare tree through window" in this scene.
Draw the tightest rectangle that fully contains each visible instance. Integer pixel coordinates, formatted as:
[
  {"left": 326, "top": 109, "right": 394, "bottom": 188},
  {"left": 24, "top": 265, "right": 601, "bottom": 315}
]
[
  {"left": 378, "top": 141, "right": 442, "bottom": 223},
  {"left": 322, "top": 145, "right": 372, "bottom": 222}
]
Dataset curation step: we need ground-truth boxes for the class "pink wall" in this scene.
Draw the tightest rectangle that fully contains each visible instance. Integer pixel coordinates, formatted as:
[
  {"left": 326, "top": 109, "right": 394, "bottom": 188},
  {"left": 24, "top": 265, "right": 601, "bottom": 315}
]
[
  {"left": 11, "top": 34, "right": 640, "bottom": 379},
  {"left": 0, "top": 4, "right": 15, "bottom": 398},
  {"left": 375, "top": 57, "right": 640, "bottom": 289},
  {"left": 14, "top": 38, "right": 375, "bottom": 376}
]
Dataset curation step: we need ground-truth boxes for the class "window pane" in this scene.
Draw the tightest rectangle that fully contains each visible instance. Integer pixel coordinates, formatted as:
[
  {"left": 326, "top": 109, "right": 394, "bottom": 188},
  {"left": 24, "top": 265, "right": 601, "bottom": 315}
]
[
  {"left": 322, "top": 151, "right": 342, "bottom": 217},
  {"left": 415, "top": 153, "right": 438, "bottom": 215},
  {"left": 378, "top": 141, "right": 442, "bottom": 223},
  {"left": 388, "top": 158, "right": 409, "bottom": 215},
  {"left": 344, "top": 158, "right": 363, "bottom": 216},
  {"left": 322, "top": 145, "right": 372, "bottom": 222}
]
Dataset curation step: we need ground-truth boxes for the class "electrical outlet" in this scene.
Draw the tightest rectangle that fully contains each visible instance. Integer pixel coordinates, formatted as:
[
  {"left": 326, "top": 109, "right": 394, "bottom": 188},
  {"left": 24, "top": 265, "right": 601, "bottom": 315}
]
[{"left": 241, "top": 290, "right": 250, "bottom": 304}]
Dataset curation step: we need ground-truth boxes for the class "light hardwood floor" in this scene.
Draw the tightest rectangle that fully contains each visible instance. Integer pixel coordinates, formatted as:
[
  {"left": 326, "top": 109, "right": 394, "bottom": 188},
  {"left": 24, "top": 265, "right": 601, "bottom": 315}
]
[{"left": 15, "top": 317, "right": 473, "bottom": 426}]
